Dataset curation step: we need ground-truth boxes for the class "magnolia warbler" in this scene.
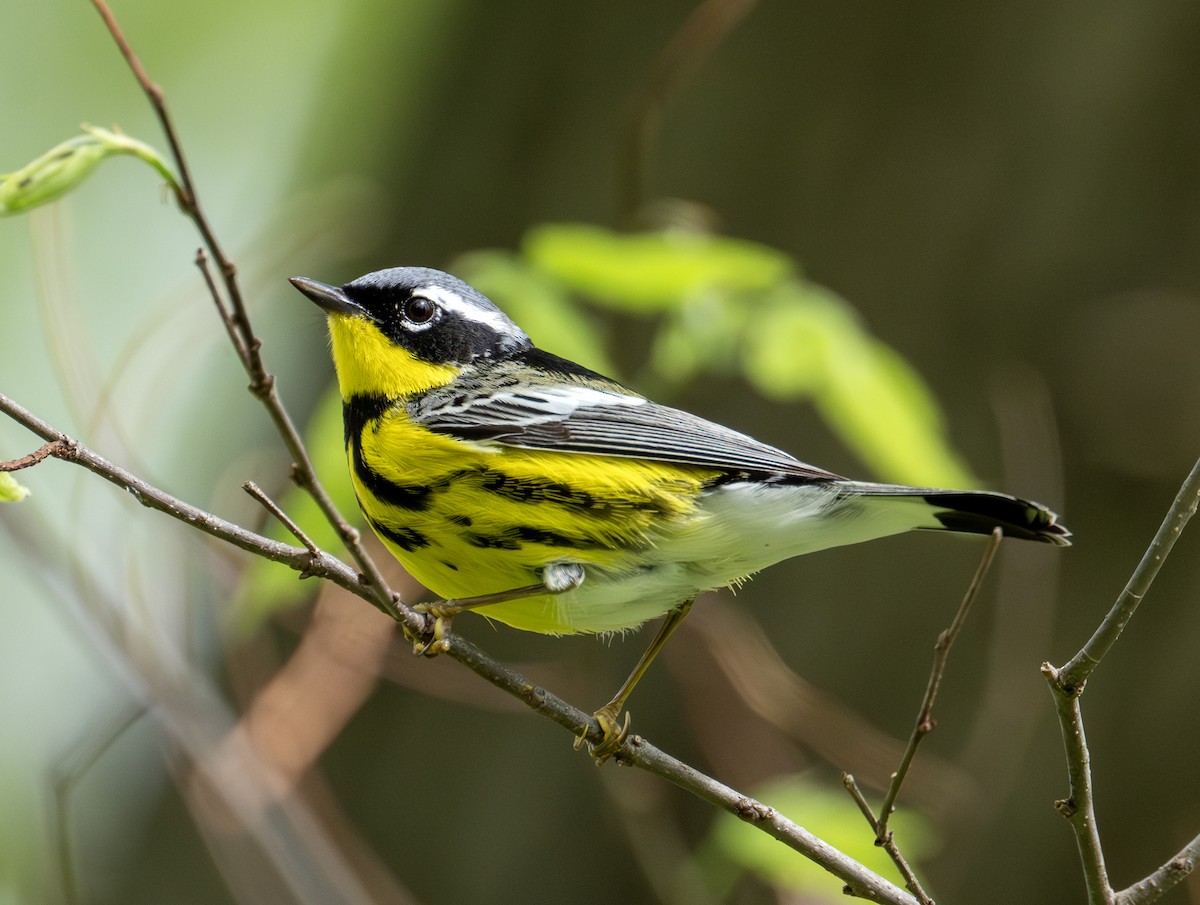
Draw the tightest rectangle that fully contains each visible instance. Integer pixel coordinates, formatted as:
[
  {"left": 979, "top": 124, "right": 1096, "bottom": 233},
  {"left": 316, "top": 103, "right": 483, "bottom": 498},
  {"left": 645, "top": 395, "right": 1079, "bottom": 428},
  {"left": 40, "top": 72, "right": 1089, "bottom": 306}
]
[{"left": 291, "top": 266, "right": 1069, "bottom": 757}]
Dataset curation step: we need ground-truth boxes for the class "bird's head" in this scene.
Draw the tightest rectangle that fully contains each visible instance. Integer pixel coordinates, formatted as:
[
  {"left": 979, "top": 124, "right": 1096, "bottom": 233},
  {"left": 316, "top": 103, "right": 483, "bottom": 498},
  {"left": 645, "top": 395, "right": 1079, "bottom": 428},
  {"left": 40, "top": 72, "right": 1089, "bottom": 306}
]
[{"left": 291, "top": 266, "right": 531, "bottom": 399}]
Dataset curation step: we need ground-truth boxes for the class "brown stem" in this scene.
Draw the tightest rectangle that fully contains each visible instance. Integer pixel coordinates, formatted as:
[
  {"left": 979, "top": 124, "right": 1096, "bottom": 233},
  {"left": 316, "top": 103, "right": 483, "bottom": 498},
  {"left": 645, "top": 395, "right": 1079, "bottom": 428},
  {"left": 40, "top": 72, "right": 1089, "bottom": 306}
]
[
  {"left": 875, "top": 529, "right": 1003, "bottom": 841},
  {"left": 620, "top": 0, "right": 759, "bottom": 222},
  {"left": 1, "top": 440, "right": 66, "bottom": 472}
]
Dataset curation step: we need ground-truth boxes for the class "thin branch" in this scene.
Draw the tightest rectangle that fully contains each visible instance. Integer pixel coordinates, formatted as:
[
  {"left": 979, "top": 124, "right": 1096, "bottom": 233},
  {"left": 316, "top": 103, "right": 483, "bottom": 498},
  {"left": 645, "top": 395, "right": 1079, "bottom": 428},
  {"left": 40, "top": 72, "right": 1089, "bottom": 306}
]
[
  {"left": 1116, "top": 834, "right": 1200, "bottom": 905},
  {"left": 838, "top": 532, "right": 1001, "bottom": 902},
  {"left": 1057, "top": 455, "right": 1200, "bottom": 691},
  {"left": 243, "top": 480, "right": 321, "bottom": 559},
  {"left": 440, "top": 627, "right": 914, "bottom": 903},
  {"left": 194, "top": 247, "right": 249, "bottom": 366},
  {"left": 876, "top": 529, "right": 1003, "bottom": 840},
  {"left": 1043, "top": 457, "right": 1200, "bottom": 904},
  {"left": 0, "top": 439, "right": 65, "bottom": 472},
  {"left": 1041, "top": 670, "right": 1112, "bottom": 905},
  {"left": 842, "top": 774, "right": 932, "bottom": 905},
  {"left": 1, "top": 391, "right": 915, "bottom": 904},
  {"left": 87, "top": 0, "right": 394, "bottom": 607},
  {"left": 0, "top": 391, "right": 399, "bottom": 618},
  {"left": 620, "top": 0, "right": 758, "bottom": 222},
  {"left": 619, "top": 745, "right": 917, "bottom": 905}
]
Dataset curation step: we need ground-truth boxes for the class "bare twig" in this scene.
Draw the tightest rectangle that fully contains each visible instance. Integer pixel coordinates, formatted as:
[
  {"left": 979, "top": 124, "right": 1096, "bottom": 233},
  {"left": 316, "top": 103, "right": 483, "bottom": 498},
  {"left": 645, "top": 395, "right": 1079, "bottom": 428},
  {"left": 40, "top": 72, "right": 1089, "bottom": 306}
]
[
  {"left": 1056, "top": 456, "right": 1200, "bottom": 692},
  {"left": 243, "top": 480, "right": 321, "bottom": 559},
  {"left": 876, "top": 528, "right": 1003, "bottom": 840},
  {"left": 1044, "top": 456, "right": 1200, "bottom": 904},
  {"left": 837, "top": 531, "right": 1001, "bottom": 903},
  {"left": 1041, "top": 668, "right": 1111, "bottom": 904},
  {"left": 1116, "top": 834, "right": 1200, "bottom": 905},
  {"left": 0, "top": 439, "right": 66, "bottom": 472},
  {"left": 620, "top": 0, "right": 759, "bottom": 222},
  {"left": 87, "top": 0, "right": 394, "bottom": 607},
  {"left": 842, "top": 774, "right": 931, "bottom": 905},
  {"left": 0, "top": 391, "right": 398, "bottom": 617},
  {"left": 1, "top": 390, "right": 916, "bottom": 904},
  {"left": 618, "top": 738, "right": 916, "bottom": 904},
  {"left": 194, "top": 247, "right": 249, "bottom": 365}
]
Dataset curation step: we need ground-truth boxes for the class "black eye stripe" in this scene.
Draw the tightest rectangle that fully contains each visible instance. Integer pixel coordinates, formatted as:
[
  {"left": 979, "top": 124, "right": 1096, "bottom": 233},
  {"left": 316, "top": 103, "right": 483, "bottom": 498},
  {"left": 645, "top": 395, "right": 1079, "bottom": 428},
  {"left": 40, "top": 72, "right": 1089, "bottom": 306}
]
[{"left": 339, "top": 268, "right": 532, "bottom": 364}]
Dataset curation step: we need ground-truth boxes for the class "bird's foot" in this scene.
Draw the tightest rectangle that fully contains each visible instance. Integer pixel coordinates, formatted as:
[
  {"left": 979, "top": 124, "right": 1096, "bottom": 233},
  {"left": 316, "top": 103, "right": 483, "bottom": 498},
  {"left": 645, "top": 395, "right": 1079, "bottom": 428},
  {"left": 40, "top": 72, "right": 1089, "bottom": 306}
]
[
  {"left": 574, "top": 702, "right": 632, "bottom": 763},
  {"left": 410, "top": 600, "right": 458, "bottom": 656}
]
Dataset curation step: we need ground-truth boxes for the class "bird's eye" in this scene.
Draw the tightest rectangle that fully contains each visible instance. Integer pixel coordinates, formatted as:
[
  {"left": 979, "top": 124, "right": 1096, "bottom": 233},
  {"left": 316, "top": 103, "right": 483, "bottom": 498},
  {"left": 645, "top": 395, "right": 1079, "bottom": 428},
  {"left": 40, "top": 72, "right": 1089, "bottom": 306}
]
[{"left": 402, "top": 295, "right": 437, "bottom": 325}]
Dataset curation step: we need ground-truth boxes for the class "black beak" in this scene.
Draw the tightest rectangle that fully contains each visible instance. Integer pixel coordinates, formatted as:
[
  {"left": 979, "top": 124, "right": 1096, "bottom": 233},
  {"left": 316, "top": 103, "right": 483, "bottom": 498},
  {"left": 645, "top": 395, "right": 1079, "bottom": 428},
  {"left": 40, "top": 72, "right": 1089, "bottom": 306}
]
[{"left": 289, "top": 276, "right": 365, "bottom": 316}]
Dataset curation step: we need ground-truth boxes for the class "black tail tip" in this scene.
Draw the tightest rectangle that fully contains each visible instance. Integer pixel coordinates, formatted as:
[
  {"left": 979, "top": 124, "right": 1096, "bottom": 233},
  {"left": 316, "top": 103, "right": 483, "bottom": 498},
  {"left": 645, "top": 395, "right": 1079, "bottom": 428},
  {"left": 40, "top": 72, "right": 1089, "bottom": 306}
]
[{"left": 925, "top": 491, "right": 1072, "bottom": 547}]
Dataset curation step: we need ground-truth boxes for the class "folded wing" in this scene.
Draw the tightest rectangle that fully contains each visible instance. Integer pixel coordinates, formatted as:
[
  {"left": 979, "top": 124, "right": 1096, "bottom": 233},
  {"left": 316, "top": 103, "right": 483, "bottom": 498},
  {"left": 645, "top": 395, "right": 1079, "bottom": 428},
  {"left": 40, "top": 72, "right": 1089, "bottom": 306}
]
[{"left": 409, "top": 348, "right": 841, "bottom": 482}]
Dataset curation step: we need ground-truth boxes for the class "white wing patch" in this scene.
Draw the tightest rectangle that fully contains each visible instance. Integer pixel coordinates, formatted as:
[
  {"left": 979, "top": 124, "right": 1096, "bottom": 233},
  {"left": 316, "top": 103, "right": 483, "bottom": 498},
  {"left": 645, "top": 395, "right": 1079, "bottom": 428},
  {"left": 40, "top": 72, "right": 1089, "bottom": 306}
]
[
  {"left": 422, "top": 383, "right": 645, "bottom": 428},
  {"left": 489, "top": 385, "right": 645, "bottom": 417}
]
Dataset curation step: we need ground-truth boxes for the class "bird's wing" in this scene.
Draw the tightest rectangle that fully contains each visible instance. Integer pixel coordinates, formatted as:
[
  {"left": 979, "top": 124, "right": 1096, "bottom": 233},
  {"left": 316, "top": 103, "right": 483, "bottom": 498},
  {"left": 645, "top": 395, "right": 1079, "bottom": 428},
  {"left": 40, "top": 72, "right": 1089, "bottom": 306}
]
[{"left": 409, "top": 349, "right": 841, "bottom": 481}]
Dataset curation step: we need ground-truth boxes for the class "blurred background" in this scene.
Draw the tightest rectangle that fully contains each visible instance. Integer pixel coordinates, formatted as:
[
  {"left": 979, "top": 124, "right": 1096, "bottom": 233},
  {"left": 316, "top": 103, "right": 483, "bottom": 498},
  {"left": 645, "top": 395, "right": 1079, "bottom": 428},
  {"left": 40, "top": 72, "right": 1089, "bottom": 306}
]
[{"left": 3, "top": 1, "right": 1200, "bottom": 903}]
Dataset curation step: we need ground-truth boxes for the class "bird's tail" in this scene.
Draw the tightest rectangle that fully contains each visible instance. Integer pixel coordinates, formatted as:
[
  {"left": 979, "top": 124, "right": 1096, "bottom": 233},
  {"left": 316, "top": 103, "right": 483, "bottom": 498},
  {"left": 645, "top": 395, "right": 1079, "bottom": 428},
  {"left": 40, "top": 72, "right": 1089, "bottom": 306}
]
[{"left": 843, "top": 483, "right": 1071, "bottom": 546}]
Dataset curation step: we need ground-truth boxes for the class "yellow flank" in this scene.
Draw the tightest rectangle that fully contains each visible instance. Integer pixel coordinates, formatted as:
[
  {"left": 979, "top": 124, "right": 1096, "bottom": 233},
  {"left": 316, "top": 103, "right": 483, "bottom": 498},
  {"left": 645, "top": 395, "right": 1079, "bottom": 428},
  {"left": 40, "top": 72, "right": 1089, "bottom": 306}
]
[
  {"left": 328, "top": 313, "right": 458, "bottom": 398},
  {"left": 348, "top": 404, "right": 716, "bottom": 632}
]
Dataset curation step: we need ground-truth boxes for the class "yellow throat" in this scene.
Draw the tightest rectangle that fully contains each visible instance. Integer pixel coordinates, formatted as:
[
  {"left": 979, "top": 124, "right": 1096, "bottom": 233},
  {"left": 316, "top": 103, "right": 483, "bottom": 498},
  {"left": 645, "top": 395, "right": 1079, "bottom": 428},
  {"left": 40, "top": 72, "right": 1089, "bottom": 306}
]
[{"left": 327, "top": 313, "right": 458, "bottom": 400}]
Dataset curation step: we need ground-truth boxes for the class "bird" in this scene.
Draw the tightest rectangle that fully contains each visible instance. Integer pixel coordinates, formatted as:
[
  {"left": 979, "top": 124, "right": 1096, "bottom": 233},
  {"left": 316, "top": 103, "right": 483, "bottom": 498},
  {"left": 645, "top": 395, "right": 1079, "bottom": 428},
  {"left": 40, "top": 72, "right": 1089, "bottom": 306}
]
[{"left": 291, "top": 266, "right": 1069, "bottom": 758}]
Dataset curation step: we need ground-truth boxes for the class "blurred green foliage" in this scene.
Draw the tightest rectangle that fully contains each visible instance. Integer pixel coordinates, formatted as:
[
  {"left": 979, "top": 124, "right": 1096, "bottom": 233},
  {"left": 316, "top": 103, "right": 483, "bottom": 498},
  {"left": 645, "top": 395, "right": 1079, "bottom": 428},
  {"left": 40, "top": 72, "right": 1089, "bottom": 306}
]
[
  {"left": 707, "top": 775, "right": 934, "bottom": 899},
  {"left": 521, "top": 222, "right": 792, "bottom": 310},
  {"left": 468, "top": 224, "right": 976, "bottom": 488}
]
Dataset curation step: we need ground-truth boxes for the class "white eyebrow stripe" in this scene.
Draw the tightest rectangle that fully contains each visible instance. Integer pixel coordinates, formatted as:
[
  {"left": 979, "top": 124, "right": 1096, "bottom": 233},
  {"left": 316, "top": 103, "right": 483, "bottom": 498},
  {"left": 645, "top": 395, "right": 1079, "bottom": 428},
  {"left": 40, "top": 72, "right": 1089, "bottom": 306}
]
[{"left": 416, "top": 284, "right": 518, "bottom": 335}]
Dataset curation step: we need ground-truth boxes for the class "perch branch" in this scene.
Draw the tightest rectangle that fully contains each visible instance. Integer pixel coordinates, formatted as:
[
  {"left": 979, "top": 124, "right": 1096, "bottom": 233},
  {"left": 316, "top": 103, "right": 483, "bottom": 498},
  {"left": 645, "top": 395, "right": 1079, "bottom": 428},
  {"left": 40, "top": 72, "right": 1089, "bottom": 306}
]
[
  {"left": 1, "top": 389, "right": 915, "bottom": 904},
  {"left": 0, "top": 391, "right": 394, "bottom": 615}
]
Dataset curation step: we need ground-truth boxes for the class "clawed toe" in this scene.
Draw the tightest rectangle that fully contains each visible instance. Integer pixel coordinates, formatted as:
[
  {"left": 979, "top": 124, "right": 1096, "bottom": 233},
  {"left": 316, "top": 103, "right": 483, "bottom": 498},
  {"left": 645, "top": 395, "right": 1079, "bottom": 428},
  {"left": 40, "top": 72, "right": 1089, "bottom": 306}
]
[
  {"left": 574, "top": 704, "right": 631, "bottom": 763},
  {"left": 410, "top": 601, "right": 456, "bottom": 656}
]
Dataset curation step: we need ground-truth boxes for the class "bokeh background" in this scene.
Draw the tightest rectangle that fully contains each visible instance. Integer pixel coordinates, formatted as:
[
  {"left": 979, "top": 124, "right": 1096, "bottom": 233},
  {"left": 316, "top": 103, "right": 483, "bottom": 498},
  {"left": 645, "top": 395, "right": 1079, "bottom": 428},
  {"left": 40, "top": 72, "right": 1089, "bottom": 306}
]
[{"left": 4, "top": 1, "right": 1200, "bottom": 903}]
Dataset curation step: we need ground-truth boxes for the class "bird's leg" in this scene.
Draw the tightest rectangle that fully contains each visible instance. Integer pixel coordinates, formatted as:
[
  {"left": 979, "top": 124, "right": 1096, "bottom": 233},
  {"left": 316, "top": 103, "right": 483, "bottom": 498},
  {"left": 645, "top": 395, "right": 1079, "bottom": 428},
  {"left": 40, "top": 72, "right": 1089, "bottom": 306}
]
[
  {"left": 411, "top": 562, "right": 585, "bottom": 655},
  {"left": 576, "top": 598, "right": 695, "bottom": 762}
]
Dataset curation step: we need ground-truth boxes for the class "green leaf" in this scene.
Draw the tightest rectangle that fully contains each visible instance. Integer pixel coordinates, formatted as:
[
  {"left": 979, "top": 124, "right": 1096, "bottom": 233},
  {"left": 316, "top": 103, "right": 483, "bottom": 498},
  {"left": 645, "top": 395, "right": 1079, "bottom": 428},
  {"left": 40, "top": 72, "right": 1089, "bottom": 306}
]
[
  {"left": 743, "top": 281, "right": 976, "bottom": 488},
  {"left": 647, "top": 289, "right": 749, "bottom": 388},
  {"left": 707, "top": 775, "right": 936, "bottom": 898},
  {"left": 523, "top": 223, "right": 792, "bottom": 312},
  {"left": 0, "top": 473, "right": 30, "bottom": 503},
  {"left": 739, "top": 282, "right": 851, "bottom": 397},
  {"left": 821, "top": 337, "right": 975, "bottom": 488},
  {"left": 0, "top": 124, "right": 179, "bottom": 216}
]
